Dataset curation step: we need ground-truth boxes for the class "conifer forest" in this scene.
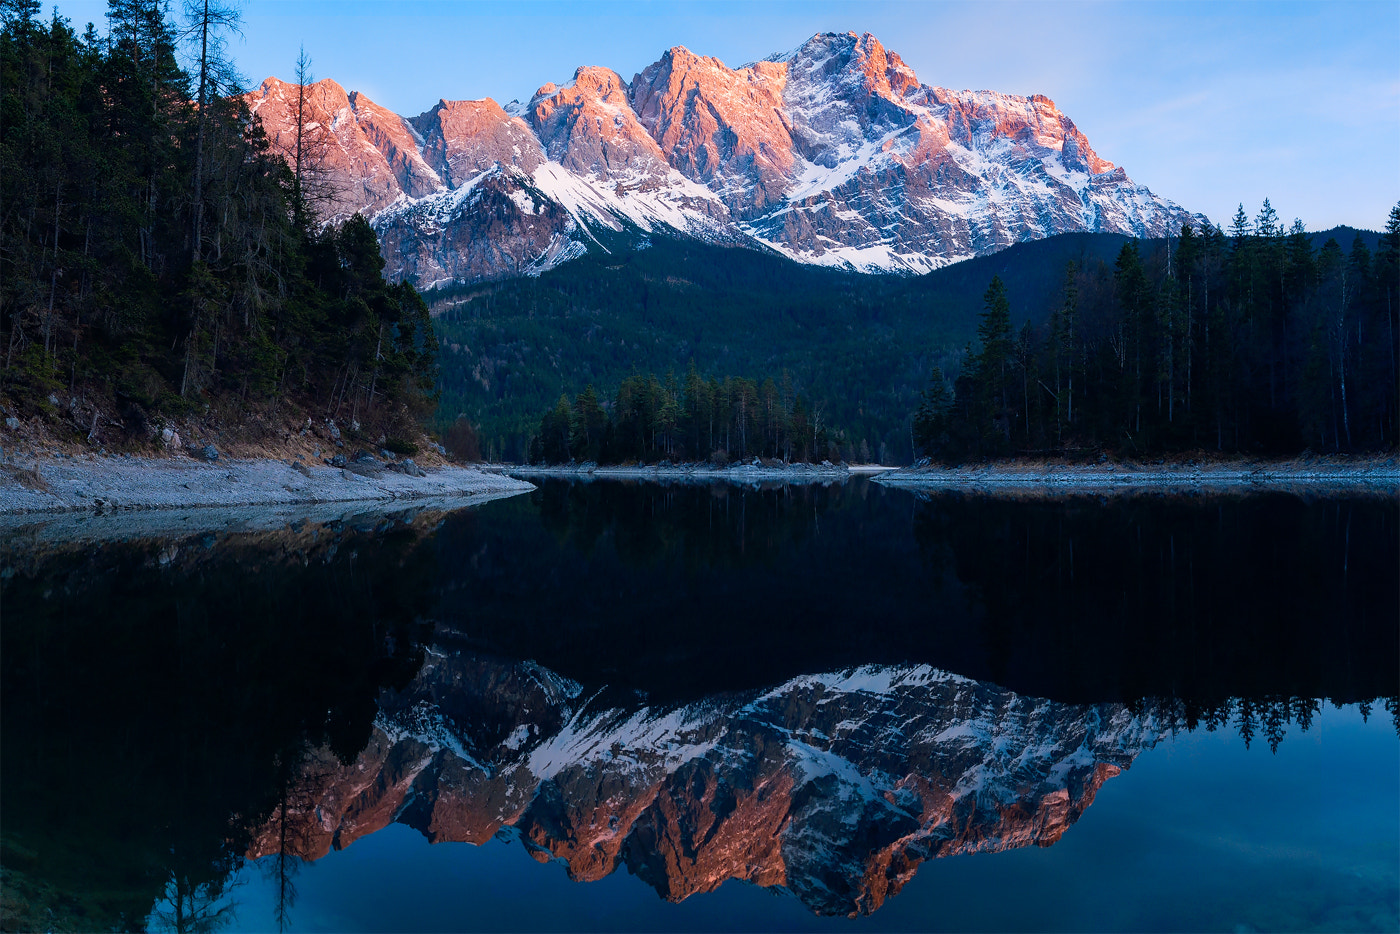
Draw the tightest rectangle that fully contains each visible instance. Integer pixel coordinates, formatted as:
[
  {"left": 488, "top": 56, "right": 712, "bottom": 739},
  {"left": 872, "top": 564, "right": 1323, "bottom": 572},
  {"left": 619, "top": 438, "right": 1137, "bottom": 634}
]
[
  {"left": 913, "top": 207, "right": 1398, "bottom": 462},
  {"left": 0, "top": 3, "right": 438, "bottom": 445}
]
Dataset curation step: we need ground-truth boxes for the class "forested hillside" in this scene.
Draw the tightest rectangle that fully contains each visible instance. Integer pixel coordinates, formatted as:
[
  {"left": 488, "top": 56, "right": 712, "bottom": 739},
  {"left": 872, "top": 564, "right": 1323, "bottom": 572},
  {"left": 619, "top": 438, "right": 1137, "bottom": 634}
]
[
  {"left": 915, "top": 204, "right": 1399, "bottom": 461},
  {"left": 0, "top": 2, "right": 437, "bottom": 452},
  {"left": 432, "top": 231, "right": 1142, "bottom": 462},
  {"left": 6, "top": 0, "right": 1388, "bottom": 466},
  {"left": 434, "top": 221, "right": 1389, "bottom": 463},
  {"left": 526, "top": 368, "right": 835, "bottom": 465}
]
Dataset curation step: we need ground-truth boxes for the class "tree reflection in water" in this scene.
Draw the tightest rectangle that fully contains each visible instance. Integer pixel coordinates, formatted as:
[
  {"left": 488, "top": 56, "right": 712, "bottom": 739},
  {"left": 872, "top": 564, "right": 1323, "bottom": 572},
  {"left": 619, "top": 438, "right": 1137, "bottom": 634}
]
[
  {"left": 0, "top": 482, "right": 1394, "bottom": 929},
  {"left": 1, "top": 510, "right": 440, "bottom": 932}
]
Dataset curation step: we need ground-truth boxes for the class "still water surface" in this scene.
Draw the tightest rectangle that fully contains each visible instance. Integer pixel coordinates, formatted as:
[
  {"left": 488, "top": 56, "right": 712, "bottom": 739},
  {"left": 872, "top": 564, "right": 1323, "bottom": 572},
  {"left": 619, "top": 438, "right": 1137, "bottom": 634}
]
[
  {"left": 227, "top": 707, "right": 1397, "bottom": 933},
  {"left": 2, "top": 478, "right": 1395, "bottom": 932}
]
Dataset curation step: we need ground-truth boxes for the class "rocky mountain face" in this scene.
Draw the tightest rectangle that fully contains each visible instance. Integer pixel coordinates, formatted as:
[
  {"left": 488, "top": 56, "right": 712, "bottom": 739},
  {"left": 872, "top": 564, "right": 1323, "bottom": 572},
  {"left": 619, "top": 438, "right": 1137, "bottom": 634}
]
[
  {"left": 244, "top": 32, "right": 1199, "bottom": 289},
  {"left": 250, "top": 651, "right": 1159, "bottom": 917}
]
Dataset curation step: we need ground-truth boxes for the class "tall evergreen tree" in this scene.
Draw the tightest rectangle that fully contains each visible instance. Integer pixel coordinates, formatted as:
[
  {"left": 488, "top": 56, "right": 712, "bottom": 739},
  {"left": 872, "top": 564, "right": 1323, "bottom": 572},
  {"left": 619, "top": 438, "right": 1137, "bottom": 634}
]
[
  {"left": 912, "top": 366, "right": 951, "bottom": 458},
  {"left": 974, "top": 276, "right": 1013, "bottom": 451},
  {"left": 909, "top": 205, "right": 1399, "bottom": 462},
  {"left": 1, "top": 10, "right": 439, "bottom": 444}
]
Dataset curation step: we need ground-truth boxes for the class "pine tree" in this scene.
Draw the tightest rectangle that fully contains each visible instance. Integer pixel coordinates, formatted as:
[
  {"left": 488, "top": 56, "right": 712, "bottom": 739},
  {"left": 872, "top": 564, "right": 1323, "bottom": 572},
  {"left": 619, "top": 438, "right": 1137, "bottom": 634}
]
[
  {"left": 183, "top": 0, "right": 241, "bottom": 265},
  {"left": 1229, "top": 203, "right": 1252, "bottom": 243},
  {"left": 974, "top": 276, "right": 1013, "bottom": 451},
  {"left": 2, "top": 7, "right": 438, "bottom": 437},
  {"left": 572, "top": 384, "right": 605, "bottom": 461},
  {"left": 912, "top": 366, "right": 951, "bottom": 457},
  {"left": 1174, "top": 225, "right": 1201, "bottom": 419},
  {"left": 1113, "top": 241, "right": 1151, "bottom": 435},
  {"left": 1050, "top": 259, "right": 1078, "bottom": 439},
  {"left": 0, "top": 0, "right": 40, "bottom": 32},
  {"left": 1380, "top": 203, "right": 1399, "bottom": 416}
]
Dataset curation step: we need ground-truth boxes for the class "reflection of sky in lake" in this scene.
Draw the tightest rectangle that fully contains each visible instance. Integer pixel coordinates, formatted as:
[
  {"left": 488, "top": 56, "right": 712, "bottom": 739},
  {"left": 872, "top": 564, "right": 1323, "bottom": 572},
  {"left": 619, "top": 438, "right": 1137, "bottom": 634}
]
[{"left": 215, "top": 705, "right": 1397, "bottom": 933}]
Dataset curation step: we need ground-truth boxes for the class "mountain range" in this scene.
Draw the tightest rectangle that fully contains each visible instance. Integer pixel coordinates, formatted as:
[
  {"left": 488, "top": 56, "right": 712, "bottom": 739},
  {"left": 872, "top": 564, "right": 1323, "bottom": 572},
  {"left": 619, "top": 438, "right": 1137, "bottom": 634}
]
[{"left": 245, "top": 31, "right": 1200, "bottom": 289}]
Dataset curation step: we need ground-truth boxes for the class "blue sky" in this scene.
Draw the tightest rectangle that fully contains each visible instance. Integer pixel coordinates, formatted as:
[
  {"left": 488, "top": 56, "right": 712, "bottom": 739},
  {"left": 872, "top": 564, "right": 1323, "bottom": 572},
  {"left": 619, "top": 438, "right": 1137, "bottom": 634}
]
[{"left": 56, "top": 0, "right": 1399, "bottom": 231}]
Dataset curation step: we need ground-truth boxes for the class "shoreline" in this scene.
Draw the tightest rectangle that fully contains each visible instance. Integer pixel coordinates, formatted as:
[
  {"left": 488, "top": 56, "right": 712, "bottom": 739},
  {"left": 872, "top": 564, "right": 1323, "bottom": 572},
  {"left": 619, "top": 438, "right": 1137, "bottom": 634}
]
[
  {"left": 494, "top": 457, "right": 1399, "bottom": 494},
  {"left": 0, "top": 490, "right": 527, "bottom": 549},
  {"left": 875, "top": 457, "right": 1399, "bottom": 493},
  {"left": 0, "top": 452, "right": 535, "bottom": 517},
  {"left": 499, "top": 462, "right": 856, "bottom": 484},
  {"left": 3, "top": 452, "right": 1392, "bottom": 521}
]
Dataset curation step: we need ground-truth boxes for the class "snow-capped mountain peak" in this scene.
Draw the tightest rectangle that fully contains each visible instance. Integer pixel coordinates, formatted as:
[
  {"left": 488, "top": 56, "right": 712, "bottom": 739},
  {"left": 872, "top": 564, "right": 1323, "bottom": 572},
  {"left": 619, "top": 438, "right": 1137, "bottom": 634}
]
[{"left": 243, "top": 31, "right": 1200, "bottom": 288}]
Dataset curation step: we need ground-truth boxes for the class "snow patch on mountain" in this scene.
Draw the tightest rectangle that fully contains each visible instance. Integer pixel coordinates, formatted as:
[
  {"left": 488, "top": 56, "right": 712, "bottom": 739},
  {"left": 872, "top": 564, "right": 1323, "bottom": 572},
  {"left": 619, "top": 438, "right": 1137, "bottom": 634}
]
[
  {"left": 523, "top": 234, "right": 589, "bottom": 277},
  {"left": 372, "top": 169, "right": 491, "bottom": 233},
  {"left": 785, "top": 130, "right": 900, "bottom": 201},
  {"left": 528, "top": 162, "right": 728, "bottom": 238},
  {"left": 745, "top": 230, "right": 966, "bottom": 274}
]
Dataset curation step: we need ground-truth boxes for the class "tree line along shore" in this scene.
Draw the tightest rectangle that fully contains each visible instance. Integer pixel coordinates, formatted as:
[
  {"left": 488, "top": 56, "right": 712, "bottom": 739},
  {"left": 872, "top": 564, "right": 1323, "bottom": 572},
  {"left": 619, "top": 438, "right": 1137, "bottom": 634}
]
[
  {"left": 1, "top": 3, "right": 438, "bottom": 463},
  {"left": 3, "top": 6, "right": 1395, "bottom": 478},
  {"left": 912, "top": 207, "right": 1399, "bottom": 464},
  {"left": 522, "top": 204, "right": 1399, "bottom": 468}
]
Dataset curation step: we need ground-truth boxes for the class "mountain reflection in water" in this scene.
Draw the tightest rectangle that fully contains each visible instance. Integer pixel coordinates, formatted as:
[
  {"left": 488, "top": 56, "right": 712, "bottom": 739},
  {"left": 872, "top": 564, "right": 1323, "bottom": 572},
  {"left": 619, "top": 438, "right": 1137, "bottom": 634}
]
[
  {"left": 0, "top": 479, "right": 1395, "bottom": 931},
  {"left": 254, "top": 652, "right": 1156, "bottom": 917}
]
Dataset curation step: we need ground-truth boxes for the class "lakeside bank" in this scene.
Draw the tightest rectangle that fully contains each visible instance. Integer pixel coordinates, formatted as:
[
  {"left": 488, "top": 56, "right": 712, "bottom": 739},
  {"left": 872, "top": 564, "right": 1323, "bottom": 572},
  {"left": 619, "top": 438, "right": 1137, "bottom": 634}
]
[
  {"left": 874, "top": 457, "right": 1400, "bottom": 495},
  {"left": 496, "top": 456, "right": 1399, "bottom": 495},
  {"left": 0, "top": 452, "right": 534, "bottom": 516},
  {"left": 499, "top": 462, "right": 860, "bottom": 487}
]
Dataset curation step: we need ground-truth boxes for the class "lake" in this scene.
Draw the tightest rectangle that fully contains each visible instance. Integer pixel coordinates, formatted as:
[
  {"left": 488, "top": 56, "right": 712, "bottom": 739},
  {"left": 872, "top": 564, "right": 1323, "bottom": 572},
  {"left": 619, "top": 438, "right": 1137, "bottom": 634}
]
[{"left": 2, "top": 477, "right": 1395, "bottom": 932}]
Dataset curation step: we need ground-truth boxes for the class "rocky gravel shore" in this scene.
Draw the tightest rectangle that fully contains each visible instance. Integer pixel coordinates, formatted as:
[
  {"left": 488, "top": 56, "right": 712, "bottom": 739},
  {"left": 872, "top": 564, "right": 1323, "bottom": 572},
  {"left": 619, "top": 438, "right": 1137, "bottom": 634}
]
[
  {"left": 0, "top": 451, "right": 534, "bottom": 516},
  {"left": 875, "top": 458, "right": 1400, "bottom": 495},
  {"left": 502, "top": 460, "right": 858, "bottom": 484}
]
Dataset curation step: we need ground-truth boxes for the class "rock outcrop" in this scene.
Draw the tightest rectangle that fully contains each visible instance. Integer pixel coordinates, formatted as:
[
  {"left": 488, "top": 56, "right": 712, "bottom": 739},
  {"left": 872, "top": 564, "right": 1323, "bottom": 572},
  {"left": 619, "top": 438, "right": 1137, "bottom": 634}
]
[
  {"left": 246, "top": 77, "right": 441, "bottom": 217},
  {"left": 629, "top": 48, "right": 794, "bottom": 217},
  {"left": 410, "top": 98, "right": 545, "bottom": 185},
  {"left": 250, "top": 652, "right": 1158, "bottom": 917},
  {"left": 244, "top": 31, "right": 1201, "bottom": 288}
]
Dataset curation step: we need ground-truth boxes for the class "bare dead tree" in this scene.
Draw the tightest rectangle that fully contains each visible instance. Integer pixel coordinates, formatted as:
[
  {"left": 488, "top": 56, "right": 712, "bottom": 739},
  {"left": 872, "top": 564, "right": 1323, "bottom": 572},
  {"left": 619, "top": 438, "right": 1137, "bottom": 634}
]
[
  {"left": 184, "top": 0, "right": 241, "bottom": 264},
  {"left": 181, "top": 0, "right": 241, "bottom": 397},
  {"left": 276, "top": 48, "right": 343, "bottom": 226}
]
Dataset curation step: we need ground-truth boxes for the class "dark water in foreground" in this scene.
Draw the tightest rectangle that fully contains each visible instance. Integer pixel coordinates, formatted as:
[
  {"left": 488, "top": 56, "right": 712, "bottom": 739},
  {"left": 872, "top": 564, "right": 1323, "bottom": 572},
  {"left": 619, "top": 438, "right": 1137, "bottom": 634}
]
[{"left": 1, "top": 479, "right": 1396, "bottom": 932}]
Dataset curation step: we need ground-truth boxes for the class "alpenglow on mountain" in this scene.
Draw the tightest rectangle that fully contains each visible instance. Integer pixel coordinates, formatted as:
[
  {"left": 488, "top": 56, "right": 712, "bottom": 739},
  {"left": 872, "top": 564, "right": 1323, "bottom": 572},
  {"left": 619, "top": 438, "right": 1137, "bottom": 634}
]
[
  {"left": 250, "top": 653, "right": 1159, "bottom": 917},
  {"left": 247, "top": 32, "right": 1199, "bottom": 289}
]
